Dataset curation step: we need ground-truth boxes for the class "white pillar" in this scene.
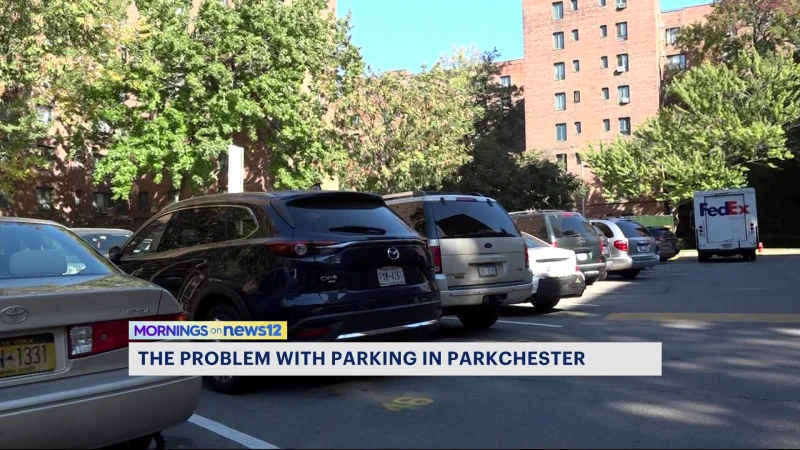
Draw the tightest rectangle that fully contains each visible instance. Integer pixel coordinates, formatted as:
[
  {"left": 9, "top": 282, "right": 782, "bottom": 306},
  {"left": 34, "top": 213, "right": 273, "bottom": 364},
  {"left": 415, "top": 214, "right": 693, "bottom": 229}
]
[{"left": 227, "top": 144, "right": 244, "bottom": 193}]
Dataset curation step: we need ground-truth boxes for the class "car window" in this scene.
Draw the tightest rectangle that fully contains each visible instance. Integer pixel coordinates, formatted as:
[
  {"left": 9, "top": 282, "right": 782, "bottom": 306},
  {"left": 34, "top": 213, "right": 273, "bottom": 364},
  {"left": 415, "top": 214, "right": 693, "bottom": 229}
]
[
  {"left": 429, "top": 199, "right": 518, "bottom": 239},
  {"left": 123, "top": 213, "right": 174, "bottom": 256},
  {"left": 616, "top": 221, "right": 652, "bottom": 238},
  {"left": 549, "top": 214, "right": 596, "bottom": 238},
  {"left": 513, "top": 215, "right": 549, "bottom": 241},
  {"left": 161, "top": 207, "right": 229, "bottom": 251},
  {"left": 522, "top": 233, "right": 550, "bottom": 248},
  {"left": 284, "top": 196, "right": 417, "bottom": 237},
  {"left": 594, "top": 222, "right": 615, "bottom": 238},
  {"left": 77, "top": 232, "right": 132, "bottom": 252},
  {"left": 0, "top": 223, "right": 115, "bottom": 279},
  {"left": 387, "top": 201, "right": 427, "bottom": 235},
  {"left": 226, "top": 207, "right": 258, "bottom": 240}
]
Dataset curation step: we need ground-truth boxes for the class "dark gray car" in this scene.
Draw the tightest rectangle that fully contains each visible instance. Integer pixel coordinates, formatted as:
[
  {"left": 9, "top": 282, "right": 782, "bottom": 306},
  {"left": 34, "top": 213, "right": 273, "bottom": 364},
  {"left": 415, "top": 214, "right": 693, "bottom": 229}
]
[
  {"left": 509, "top": 210, "right": 607, "bottom": 285},
  {"left": 647, "top": 226, "right": 680, "bottom": 262}
]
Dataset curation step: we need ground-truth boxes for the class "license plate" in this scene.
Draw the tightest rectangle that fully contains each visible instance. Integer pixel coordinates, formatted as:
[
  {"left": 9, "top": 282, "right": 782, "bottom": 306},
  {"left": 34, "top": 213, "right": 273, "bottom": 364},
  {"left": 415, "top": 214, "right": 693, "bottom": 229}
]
[
  {"left": 638, "top": 244, "right": 649, "bottom": 251},
  {"left": 576, "top": 253, "right": 588, "bottom": 261},
  {"left": 478, "top": 264, "right": 497, "bottom": 277},
  {"left": 0, "top": 334, "right": 56, "bottom": 379},
  {"left": 722, "top": 243, "right": 734, "bottom": 248},
  {"left": 377, "top": 267, "right": 406, "bottom": 287}
]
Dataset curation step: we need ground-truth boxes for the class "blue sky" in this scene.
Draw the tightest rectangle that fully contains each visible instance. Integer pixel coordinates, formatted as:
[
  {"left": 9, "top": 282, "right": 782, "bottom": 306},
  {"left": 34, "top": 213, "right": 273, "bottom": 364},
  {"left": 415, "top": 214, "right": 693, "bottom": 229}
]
[{"left": 336, "top": 0, "right": 710, "bottom": 72}]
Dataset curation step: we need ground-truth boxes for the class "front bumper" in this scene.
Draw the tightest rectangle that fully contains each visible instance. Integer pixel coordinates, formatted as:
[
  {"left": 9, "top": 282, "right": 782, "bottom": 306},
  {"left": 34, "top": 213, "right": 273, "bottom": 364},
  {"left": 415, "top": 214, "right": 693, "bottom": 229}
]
[
  {"left": 535, "top": 274, "right": 586, "bottom": 300},
  {"left": 610, "top": 254, "right": 660, "bottom": 271},
  {"left": 0, "top": 370, "right": 201, "bottom": 449}
]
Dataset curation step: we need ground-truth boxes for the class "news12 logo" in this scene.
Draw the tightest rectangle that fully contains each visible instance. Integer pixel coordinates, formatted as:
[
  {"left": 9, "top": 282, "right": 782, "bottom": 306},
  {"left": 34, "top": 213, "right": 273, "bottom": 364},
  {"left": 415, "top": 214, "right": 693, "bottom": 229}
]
[
  {"left": 128, "top": 321, "right": 288, "bottom": 340},
  {"left": 699, "top": 201, "right": 750, "bottom": 217}
]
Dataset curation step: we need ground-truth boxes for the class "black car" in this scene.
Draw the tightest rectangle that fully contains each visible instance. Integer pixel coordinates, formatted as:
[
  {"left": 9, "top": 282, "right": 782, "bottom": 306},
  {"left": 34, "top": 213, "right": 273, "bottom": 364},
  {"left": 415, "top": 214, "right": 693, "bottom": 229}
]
[
  {"left": 108, "top": 191, "right": 442, "bottom": 394},
  {"left": 647, "top": 226, "right": 680, "bottom": 262}
]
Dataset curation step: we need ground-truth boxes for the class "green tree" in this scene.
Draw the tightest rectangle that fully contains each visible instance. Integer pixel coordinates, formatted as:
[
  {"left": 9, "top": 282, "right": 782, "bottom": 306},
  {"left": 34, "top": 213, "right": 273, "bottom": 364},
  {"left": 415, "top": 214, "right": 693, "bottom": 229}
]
[
  {"left": 587, "top": 54, "right": 800, "bottom": 223},
  {"left": 72, "top": 0, "right": 361, "bottom": 199},
  {"left": 0, "top": 0, "right": 126, "bottom": 201},
  {"left": 333, "top": 49, "right": 481, "bottom": 194}
]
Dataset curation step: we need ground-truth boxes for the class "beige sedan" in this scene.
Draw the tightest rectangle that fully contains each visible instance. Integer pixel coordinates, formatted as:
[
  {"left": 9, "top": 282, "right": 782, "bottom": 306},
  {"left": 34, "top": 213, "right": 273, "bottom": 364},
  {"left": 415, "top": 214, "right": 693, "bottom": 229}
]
[{"left": 0, "top": 217, "right": 201, "bottom": 449}]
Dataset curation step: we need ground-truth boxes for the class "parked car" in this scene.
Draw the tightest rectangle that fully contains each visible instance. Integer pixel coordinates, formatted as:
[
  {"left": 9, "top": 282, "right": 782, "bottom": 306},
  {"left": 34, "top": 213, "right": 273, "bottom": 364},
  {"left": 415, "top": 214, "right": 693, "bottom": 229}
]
[
  {"left": 521, "top": 232, "right": 585, "bottom": 311},
  {"left": 0, "top": 217, "right": 200, "bottom": 449},
  {"left": 589, "top": 218, "right": 660, "bottom": 279},
  {"left": 647, "top": 226, "right": 680, "bottom": 262},
  {"left": 593, "top": 224, "right": 613, "bottom": 280},
  {"left": 71, "top": 227, "right": 133, "bottom": 258},
  {"left": 108, "top": 191, "right": 442, "bottom": 394},
  {"left": 509, "top": 210, "right": 607, "bottom": 285},
  {"left": 384, "top": 191, "right": 533, "bottom": 330}
]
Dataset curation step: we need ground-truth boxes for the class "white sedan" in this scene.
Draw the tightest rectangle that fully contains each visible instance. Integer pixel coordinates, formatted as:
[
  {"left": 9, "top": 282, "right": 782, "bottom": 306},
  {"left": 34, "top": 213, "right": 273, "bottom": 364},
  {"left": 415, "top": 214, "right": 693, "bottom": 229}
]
[{"left": 522, "top": 232, "right": 586, "bottom": 310}]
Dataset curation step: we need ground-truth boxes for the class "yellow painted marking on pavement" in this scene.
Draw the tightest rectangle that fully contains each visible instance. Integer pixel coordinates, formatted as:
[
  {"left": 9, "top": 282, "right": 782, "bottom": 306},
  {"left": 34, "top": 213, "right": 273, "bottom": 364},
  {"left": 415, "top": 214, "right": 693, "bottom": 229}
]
[
  {"left": 604, "top": 313, "right": 800, "bottom": 323},
  {"left": 382, "top": 396, "right": 433, "bottom": 412}
]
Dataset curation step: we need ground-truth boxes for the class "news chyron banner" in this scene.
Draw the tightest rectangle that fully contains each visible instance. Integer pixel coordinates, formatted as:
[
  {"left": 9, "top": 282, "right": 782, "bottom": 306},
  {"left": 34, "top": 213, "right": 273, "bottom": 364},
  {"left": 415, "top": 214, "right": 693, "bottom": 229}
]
[{"left": 128, "top": 321, "right": 662, "bottom": 377}]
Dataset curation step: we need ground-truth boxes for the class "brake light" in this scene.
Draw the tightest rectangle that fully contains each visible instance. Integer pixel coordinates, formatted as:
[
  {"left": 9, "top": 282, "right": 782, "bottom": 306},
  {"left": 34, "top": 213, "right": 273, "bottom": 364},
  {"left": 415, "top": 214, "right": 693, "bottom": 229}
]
[
  {"left": 456, "top": 197, "right": 478, "bottom": 202},
  {"left": 655, "top": 236, "right": 664, "bottom": 241},
  {"left": 562, "top": 212, "right": 574, "bottom": 217},
  {"left": 265, "top": 240, "right": 340, "bottom": 257},
  {"left": 430, "top": 244, "right": 443, "bottom": 274},
  {"left": 295, "top": 327, "right": 333, "bottom": 340},
  {"left": 524, "top": 242, "right": 529, "bottom": 268},
  {"left": 613, "top": 240, "right": 629, "bottom": 252},
  {"left": 68, "top": 312, "right": 184, "bottom": 359},
  {"left": 551, "top": 239, "right": 558, "bottom": 248},
  {"left": 600, "top": 240, "right": 604, "bottom": 253},
  {"left": 576, "top": 265, "right": 580, "bottom": 272}
]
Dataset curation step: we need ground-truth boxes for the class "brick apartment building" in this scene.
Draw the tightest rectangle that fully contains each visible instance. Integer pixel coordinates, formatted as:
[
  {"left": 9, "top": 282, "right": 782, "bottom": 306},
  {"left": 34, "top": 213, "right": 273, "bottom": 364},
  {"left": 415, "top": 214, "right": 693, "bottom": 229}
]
[
  {"left": 3, "top": 0, "right": 338, "bottom": 230},
  {"left": 521, "top": 0, "right": 712, "bottom": 216}
]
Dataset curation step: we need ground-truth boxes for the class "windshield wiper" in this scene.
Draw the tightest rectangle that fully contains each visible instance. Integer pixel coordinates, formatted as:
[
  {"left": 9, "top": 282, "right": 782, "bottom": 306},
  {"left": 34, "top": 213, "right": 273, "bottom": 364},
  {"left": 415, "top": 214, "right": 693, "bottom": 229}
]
[{"left": 329, "top": 226, "right": 387, "bottom": 235}]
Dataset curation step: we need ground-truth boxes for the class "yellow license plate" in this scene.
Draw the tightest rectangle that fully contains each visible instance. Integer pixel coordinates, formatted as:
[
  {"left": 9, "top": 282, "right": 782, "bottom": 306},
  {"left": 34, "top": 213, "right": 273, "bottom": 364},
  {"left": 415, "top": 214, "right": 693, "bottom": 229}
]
[{"left": 0, "top": 334, "right": 57, "bottom": 379}]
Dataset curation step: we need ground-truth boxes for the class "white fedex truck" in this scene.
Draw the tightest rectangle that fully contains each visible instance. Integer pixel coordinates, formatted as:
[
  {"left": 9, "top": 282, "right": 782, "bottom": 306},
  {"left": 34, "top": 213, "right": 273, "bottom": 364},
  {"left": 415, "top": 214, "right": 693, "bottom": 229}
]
[{"left": 693, "top": 188, "right": 758, "bottom": 262}]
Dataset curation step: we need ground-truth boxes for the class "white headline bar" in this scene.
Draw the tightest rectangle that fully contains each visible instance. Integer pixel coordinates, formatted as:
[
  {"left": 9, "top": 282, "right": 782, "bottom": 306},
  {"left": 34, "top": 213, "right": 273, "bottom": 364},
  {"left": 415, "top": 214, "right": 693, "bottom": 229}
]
[{"left": 129, "top": 342, "right": 662, "bottom": 377}]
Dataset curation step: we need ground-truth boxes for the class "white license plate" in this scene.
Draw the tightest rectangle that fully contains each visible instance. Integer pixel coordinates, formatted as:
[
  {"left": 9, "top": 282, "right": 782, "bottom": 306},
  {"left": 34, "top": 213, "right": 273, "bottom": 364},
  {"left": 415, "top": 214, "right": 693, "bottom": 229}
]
[
  {"left": 576, "top": 253, "right": 588, "bottom": 261},
  {"left": 478, "top": 264, "right": 497, "bottom": 277},
  {"left": 722, "top": 243, "right": 734, "bottom": 248},
  {"left": 638, "top": 244, "right": 649, "bottom": 251},
  {"left": 377, "top": 267, "right": 406, "bottom": 287}
]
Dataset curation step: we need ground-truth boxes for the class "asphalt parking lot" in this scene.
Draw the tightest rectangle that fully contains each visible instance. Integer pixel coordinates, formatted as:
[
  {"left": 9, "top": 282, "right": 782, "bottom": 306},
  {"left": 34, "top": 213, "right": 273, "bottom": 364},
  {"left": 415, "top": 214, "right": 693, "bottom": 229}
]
[{"left": 163, "top": 252, "right": 800, "bottom": 449}]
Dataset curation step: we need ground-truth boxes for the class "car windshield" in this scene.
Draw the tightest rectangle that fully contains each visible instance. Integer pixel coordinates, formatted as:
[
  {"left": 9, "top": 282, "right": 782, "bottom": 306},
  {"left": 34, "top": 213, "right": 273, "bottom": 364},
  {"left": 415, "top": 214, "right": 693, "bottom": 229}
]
[
  {"left": 0, "top": 222, "right": 116, "bottom": 279},
  {"left": 616, "top": 221, "right": 652, "bottom": 238},
  {"left": 76, "top": 232, "right": 132, "bottom": 252},
  {"left": 550, "top": 214, "right": 597, "bottom": 238}
]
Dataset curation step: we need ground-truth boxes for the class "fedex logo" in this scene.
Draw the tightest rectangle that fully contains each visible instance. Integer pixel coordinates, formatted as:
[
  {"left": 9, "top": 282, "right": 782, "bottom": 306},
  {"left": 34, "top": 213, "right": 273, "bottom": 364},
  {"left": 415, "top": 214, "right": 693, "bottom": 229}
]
[{"left": 699, "top": 201, "right": 750, "bottom": 217}]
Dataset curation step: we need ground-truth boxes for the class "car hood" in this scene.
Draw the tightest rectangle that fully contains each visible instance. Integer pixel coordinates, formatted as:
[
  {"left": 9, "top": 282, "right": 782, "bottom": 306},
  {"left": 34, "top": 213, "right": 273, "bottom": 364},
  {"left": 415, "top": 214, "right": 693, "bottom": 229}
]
[{"left": 0, "top": 273, "right": 160, "bottom": 297}]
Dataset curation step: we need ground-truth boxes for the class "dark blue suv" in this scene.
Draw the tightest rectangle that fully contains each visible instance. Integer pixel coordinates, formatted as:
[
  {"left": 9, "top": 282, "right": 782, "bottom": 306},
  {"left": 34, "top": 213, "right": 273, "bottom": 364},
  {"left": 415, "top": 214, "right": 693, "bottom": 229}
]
[{"left": 109, "top": 191, "right": 441, "bottom": 393}]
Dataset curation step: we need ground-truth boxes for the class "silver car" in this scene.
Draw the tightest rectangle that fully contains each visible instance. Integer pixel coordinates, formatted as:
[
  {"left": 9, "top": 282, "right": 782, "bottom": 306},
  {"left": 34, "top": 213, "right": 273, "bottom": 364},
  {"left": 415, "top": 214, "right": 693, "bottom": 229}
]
[
  {"left": 0, "top": 217, "right": 201, "bottom": 449},
  {"left": 589, "top": 218, "right": 660, "bottom": 279}
]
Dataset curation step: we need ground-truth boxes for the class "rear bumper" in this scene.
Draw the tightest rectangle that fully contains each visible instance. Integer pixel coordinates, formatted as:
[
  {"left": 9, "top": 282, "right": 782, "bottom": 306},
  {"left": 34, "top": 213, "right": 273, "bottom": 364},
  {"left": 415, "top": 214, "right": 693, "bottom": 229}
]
[
  {"left": 534, "top": 275, "right": 586, "bottom": 300},
  {"left": 440, "top": 282, "right": 534, "bottom": 309},
  {"left": 0, "top": 370, "right": 201, "bottom": 449},
  {"left": 610, "top": 254, "right": 660, "bottom": 271},
  {"left": 578, "top": 262, "right": 607, "bottom": 277}
]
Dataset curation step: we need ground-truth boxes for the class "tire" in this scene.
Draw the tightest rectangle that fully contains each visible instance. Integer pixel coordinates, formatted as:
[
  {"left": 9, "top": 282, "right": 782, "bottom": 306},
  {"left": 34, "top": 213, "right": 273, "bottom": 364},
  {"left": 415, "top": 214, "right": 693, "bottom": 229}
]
[
  {"left": 659, "top": 255, "right": 669, "bottom": 263},
  {"left": 457, "top": 308, "right": 500, "bottom": 329},
  {"left": 697, "top": 251, "right": 710, "bottom": 263},
  {"left": 585, "top": 275, "right": 600, "bottom": 285},
  {"left": 204, "top": 302, "right": 253, "bottom": 395},
  {"left": 533, "top": 298, "right": 560, "bottom": 311},
  {"left": 748, "top": 250, "right": 757, "bottom": 262},
  {"left": 619, "top": 269, "right": 641, "bottom": 280}
]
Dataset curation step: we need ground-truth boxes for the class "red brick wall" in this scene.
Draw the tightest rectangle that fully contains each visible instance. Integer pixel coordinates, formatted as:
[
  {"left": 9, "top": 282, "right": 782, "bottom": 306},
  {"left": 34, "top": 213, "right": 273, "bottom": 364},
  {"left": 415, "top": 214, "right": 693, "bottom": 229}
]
[{"left": 494, "top": 58, "right": 525, "bottom": 90}]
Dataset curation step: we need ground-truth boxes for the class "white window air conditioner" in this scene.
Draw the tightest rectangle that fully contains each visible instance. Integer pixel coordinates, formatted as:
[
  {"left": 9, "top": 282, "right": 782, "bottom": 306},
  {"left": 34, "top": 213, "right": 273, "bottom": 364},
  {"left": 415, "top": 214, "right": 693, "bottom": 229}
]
[
  {"left": 617, "top": 0, "right": 627, "bottom": 9},
  {"left": 620, "top": 97, "right": 631, "bottom": 104},
  {"left": 617, "top": 65, "right": 627, "bottom": 73}
]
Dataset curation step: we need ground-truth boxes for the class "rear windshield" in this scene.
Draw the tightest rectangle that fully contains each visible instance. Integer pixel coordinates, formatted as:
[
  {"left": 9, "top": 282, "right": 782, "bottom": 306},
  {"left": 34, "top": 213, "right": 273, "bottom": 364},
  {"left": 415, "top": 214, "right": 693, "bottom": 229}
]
[
  {"left": 77, "top": 232, "right": 132, "bottom": 252},
  {"left": 0, "top": 223, "right": 115, "bottom": 279},
  {"left": 284, "top": 197, "right": 417, "bottom": 237},
  {"left": 429, "top": 199, "right": 519, "bottom": 239},
  {"left": 593, "top": 222, "right": 615, "bottom": 238},
  {"left": 648, "top": 227, "right": 674, "bottom": 238},
  {"left": 549, "top": 214, "right": 597, "bottom": 238},
  {"left": 616, "top": 221, "right": 652, "bottom": 238}
]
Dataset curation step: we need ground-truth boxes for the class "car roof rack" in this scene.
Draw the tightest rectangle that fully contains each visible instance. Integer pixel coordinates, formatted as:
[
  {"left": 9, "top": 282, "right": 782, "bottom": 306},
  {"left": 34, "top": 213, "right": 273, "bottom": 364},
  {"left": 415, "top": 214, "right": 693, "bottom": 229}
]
[{"left": 382, "top": 191, "right": 484, "bottom": 199}]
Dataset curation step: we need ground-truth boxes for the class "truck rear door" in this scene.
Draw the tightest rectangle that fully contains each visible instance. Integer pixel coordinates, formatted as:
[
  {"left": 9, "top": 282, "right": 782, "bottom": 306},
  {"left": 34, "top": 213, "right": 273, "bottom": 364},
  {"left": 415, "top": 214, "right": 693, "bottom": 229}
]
[{"left": 702, "top": 193, "right": 747, "bottom": 247}]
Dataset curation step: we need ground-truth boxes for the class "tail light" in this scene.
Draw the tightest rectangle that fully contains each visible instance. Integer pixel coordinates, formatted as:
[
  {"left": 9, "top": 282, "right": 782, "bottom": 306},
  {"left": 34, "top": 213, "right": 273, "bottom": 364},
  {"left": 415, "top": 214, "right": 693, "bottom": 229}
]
[
  {"left": 524, "top": 242, "right": 529, "bottom": 268},
  {"left": 456, "top": 197, "right": 478, "bottom": 202},
  {"left": 575, "top": 265, "right": 580, "bottom": 272},
  {"left": 551, "top": 239, "right": 558, "bottom": 248},
  {"left": 68, "top": 312, "right": 185, "bottom": 359},
  {"left": 613, "top": 240, "right": 629, "bottom": 252},
  {"left": 265, "top": 240, "right": 340, "bottom": 257},
  {"left": 295, "top": 327, "right": 332, "bottom": 340},
  {"left": 430, "top": 243, "right": 443, "bottom": 274},
  {"left": 655, "top": 236, "right": 664, "bottom": 241}
]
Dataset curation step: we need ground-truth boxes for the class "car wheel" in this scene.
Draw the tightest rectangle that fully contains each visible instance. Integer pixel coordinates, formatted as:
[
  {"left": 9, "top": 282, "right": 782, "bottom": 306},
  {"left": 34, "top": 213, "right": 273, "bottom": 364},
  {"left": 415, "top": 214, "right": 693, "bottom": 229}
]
[
  {"left": 659, "top": 255, "right": 669, "bottom": 263},
  {"left": 457, "top": 308, "right": 500, "bottom": 329},
  {"left": 619, "top": 269, "right": 641, "bottom": 280},
  {"left": 204, "top": 303, "right": 252, "bottom": 395},
  {"left": 697, "top": 251, "right": 710, "bottom": 262},
  {"left": 533, "top": 298, "right": 560, "bottom": 311},
  {"left": 748, "top": 250, "right": 757, "bottom": 262},
  {"left": 585, "top": 275, "right": 600, "bottom": 285}
]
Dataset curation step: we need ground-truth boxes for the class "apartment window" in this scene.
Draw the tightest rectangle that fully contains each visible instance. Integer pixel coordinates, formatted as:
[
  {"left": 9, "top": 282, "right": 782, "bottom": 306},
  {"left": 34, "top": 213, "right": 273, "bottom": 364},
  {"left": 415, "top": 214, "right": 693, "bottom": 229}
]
[
  {"left": 603, "top": 119, "right": 611, "bottom": 131},
  {"left": 556, "top": 153, "right": 568, "bottom": 170},
  {"left": 352, "top": 115, "right": 360, "bottom": 125},
  {"left": 666, "top": 27, "right": 679, "bottom": 45},
  {"left": 39, "top": 145, "right": 55, "bottom": 164},
  {"left": 616, "top": 0, "right": 627, "bottom": 8},
  {"left": 555, "top": 93, "right": 567, "bottom": 111},
  {"left": 168, "top": 189, "right": 181, "bottom": 204},
  {"left": 573, "top": 60, "right": 580, "bottom": 72},
  {"left": 554, "top": 63, "right": 566, "bottom": 80},
  {"left": 556, "top": 123, "right": 567, "bottom": 141},
  {"left": 617, "top": 53, "right": 629, "bottom": 71},
  {"left": 602, "top": 87, "right": 610, "bottom": 99},
  {"left": 571, "top": 0, "right": 578, "bottom": 10},
  {"left": 600, "top": 25, "right": 607, "bottom": 37},
  {"left": 574, "top": 90, "right": 581, "bottom": 103},
  {"left": 93, "top": 192, "right": 112, "bottom": 209},
  {"left": 618, "top": 85, "right": 630, "bottom": 103},
  {"left": 599, "top": 0, "right": 606, "bottom": 5},
  {"left": 500, "top": 75, "right": 511, "bottom": 87},
  {"left": 501, "top": 97, "right": 512, "bottom": 109},
  {"left": 575, "top": 122, "right": 582, "bottom": 134},
  {"left": 36, "top": 105, "right": 53, "bottom": 123},
  {"left": 36, "top": 187, "right": 53, "bottom": 208},
  {"left": 601, "top": 56, "right": 608, "bottom": 69},
  {"left": 553, "top": 2, "right": 564, "bottom": 19},
  {"left": 553, "top": 32, "right": 565, "bottom": 50},
  {"left": 576, "top": 152, "right": 583, "bottom": 165},
  {"left": 616, "top": 22, "right": 628, "bottom": 40},
  {"left": 74, "top": 190, "right": 83, "bottom": 205},
  {"left": 620, "top": 117, "right": 631, "bottom": 135},
  {"left": 138, "top": 192, "right": 150, "bottom": 211},
  {"left": 667, "top": 54, "right": 687, "bottom": 69},
  {"left": 572, "top": 29, "right": 579, "bottom": 41}
]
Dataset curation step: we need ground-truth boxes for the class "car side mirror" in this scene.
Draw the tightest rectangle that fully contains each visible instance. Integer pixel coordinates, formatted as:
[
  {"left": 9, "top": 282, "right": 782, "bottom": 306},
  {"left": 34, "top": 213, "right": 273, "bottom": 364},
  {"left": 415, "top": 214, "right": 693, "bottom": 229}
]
[{"left": 108, "top": 246, "right": 122, "bottom": 264}]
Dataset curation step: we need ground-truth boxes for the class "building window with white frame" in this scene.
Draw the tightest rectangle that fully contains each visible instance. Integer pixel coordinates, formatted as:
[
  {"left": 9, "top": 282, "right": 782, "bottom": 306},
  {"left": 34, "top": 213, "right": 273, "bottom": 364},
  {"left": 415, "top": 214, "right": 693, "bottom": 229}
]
[
  {"left": 36, "top": 105, "right": 53, "bottom": 123},
  {"left": 557, "top": 153, "right": 568, "bottom": 169},
  {"left": 618, "top": 85, "right": 630, "bottom": 103},
  {"left": 553, "top": 32, "right": 565, "bottom": 50},
  {"left": 572, "top": 29, "right": 579, "bottom": 41},
  {"left": 554, "top": 62, "right": 566, "bottom": 80},
  {"left": 617, "top": 53, "right": 629, "bottom": 71},
  {"left": 601, "top": 56, "right": 608, "bottom": 68},
  {"left": 620, "top": 117, "right": 631, "bottom": 135},
  {"left": 667, "top": 54, "right": 687, "bottom": 69},
  {"left": 600, "top": 25, "right": 607, "bottom": 37},
  {"left": 603, "top": 119, "right": 611, "bottom": 131},
  {"left": 556, "top": 123, "right": 567, "bottom": 141},
  {"left": 666, "top": 27, "right": 679, "bottom": 45},
  {"left": 555, "top": 93, "right": 567, "bottom": 111},
  {"left": 93, "top": 191, "right": 112, "bottom": 209},
  {"left": 616, "top": 22, "right": 628, "bottom": 40},
  {"left": 500, "top": 75, "right": 511, "bottom": 87},
  {"left": 36, "top": 187, "right": 53, "bottom": 209},
  {"left": 553, "top": 2, "right": 564, "bottom": 19}
]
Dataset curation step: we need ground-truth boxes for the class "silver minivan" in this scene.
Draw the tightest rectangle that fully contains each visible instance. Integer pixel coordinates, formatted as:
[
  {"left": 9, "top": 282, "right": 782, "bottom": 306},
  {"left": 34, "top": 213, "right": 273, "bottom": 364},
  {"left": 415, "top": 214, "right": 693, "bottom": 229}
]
[
  {"left": 385, "top": 192, "right": 533, "bottom": 330},
  {"left": 589, "top": 218, "right": 660, "bottom": 279}
]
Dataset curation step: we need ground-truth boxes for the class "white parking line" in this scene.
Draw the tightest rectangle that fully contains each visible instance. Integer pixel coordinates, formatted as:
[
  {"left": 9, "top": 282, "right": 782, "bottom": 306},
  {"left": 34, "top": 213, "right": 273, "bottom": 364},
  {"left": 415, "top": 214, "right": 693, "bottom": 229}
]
[{"left": 189, "top": 414, "right": 279, "bottom": 449}]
